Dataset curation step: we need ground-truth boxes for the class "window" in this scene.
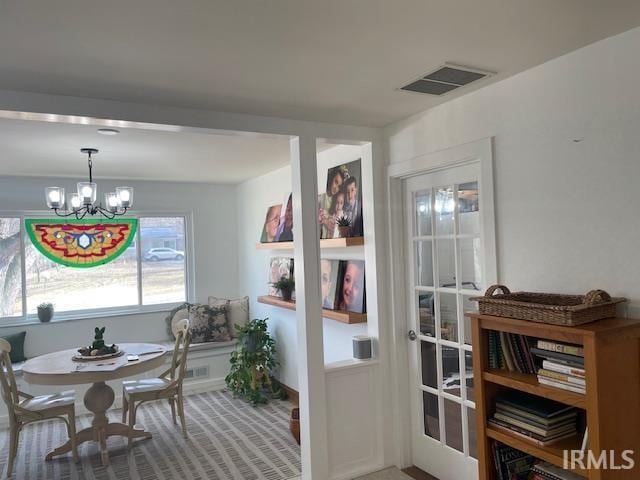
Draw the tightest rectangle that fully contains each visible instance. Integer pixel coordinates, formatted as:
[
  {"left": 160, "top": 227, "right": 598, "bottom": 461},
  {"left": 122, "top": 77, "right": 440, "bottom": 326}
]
[
  {"left": 0, "top": 215, "right": 188, "bottom": 322},
  {"left": 0, "top": 218, "right": 23, "bottom": 317}
]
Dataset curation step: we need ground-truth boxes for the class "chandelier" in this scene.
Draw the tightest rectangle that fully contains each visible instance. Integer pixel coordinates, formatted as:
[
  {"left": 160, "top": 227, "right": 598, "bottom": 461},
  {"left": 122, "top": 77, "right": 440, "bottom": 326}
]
[{"left": 45, "top": 148, "right": 134, "bottom": 219}]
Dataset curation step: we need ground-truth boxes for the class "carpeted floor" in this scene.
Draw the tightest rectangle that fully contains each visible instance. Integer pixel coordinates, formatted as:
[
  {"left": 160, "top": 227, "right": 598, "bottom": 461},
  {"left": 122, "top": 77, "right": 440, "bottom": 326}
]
[{"left": 0, "top": 390, "right": 300, "bottom": 480}]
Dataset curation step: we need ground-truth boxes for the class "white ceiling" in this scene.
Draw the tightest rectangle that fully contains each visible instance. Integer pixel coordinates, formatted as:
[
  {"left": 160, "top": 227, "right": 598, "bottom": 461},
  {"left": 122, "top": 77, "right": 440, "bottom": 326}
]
[
  {"left": 0, "top": 1, "right": 639, "bottom": 127},
  {"left": 0, "top": 118, "right": 292, "bottom": 183}
]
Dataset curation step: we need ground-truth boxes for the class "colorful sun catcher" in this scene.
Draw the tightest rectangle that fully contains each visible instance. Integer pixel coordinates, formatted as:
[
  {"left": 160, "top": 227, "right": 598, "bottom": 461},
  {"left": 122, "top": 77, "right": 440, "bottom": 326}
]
[{"left": 25, "top": 219, "right": 138, "bottom": 268}]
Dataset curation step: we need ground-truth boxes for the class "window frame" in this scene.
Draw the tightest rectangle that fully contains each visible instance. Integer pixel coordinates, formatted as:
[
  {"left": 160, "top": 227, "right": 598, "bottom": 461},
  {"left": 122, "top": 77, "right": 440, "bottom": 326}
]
[{"left": 0, "top": 210, "right": 195, "bottom": 326}]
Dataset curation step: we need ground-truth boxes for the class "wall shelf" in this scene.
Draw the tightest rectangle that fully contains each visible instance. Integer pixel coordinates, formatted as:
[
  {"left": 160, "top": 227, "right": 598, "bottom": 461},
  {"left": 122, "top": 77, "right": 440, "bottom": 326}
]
[
  {"left": 255, "top": 237, "right": 364, "bottom": 250},
  {"left": 257, "top": 295, "right": 367, "bottom": 324}
]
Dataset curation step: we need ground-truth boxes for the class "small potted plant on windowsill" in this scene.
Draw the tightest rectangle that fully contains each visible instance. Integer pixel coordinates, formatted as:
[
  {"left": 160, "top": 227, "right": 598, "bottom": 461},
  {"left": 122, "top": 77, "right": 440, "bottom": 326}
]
[
  {"left": 336, "top": 216, "right": 352, "bottom": 238},
  {"left": 272, "top": 276, "right": 295, "bottom": 301},
  {"left": 37, "top": 302, "right": 54, "bottom": 323}
]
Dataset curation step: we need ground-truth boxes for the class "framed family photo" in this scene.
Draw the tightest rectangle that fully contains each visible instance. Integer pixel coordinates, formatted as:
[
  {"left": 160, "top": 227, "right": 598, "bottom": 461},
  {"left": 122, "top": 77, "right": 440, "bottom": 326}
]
[{"left": 318, "top": 159, "right": 364, "bottom": 239}]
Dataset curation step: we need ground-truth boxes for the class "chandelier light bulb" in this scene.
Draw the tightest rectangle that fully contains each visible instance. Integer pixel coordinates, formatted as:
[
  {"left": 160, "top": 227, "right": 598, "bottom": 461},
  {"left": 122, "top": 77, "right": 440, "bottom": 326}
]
[
  {"left": 116, "top": 187, "right": 133, "bottom": 208},
  {"left": 70, "top": 194, "right": 82, "bottom": 210},
  {"left": 77, "top": 182, "right": 97, "bottom": 205},
  {"left": 45, "top": 187, "right": 65, "bottom": 209}
]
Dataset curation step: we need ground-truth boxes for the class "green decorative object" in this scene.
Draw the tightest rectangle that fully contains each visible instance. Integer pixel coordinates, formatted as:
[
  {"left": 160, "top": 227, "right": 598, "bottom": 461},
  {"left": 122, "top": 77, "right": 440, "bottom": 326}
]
[
  {"left": 0, "top": 332, "right": 27, "bottom": 363},
  {"left": 271, "top": 276, "right": 295, "bottom": 301},
  {"left": 24, "top": 218, "right": 137, "bottom": 268},
  {"left": 78, "top": 327, "right": 118, "bottom": 357},
  {"left": 225, "top": 318, "right": 285, "bottom": 405}
]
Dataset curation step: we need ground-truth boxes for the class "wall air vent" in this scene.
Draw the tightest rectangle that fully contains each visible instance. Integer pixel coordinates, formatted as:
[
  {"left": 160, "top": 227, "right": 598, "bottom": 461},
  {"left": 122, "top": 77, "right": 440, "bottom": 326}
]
[{"left": 400, "top": 64, "right": 494, "bottom": 96}]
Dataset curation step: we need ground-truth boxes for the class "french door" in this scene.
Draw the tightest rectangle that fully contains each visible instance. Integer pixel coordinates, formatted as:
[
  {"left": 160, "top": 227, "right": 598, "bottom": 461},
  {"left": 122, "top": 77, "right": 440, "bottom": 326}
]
[{"left": 404, "top": 161, "right": 492, "bottom": 480}]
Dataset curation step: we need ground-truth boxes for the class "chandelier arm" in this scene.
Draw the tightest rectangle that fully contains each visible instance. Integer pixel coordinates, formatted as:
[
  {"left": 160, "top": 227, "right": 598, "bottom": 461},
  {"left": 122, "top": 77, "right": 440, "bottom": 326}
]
[
  {"left": 53, "top": 208, "right": 81, "bottom": 218},
  {"left": 95, "top": 206, "right": 116, "bottom": 220}
]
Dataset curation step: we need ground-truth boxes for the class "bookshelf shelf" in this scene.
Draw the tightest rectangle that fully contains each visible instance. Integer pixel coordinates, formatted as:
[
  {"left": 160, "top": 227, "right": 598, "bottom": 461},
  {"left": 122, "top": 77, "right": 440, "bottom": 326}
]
[
  {"left": 470, "top": 313, "right": 640, "bottom": 480},
  {"left": 486, "top": 427, "right": 587, "bottom": 477},
  {"left": 257, "top": 295, "right": 367, "bottom": 324},
  {"left": 483, "top": 370, "right": 586, "bottom": 409},
  {"left": 255, "top": 237, "right": 364, "bottom": 250}
]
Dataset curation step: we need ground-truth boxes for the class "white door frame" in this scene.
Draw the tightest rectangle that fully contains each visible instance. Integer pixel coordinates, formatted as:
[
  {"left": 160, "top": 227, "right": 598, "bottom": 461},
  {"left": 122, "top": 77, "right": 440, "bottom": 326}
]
[{"left": 385, "top": 137, "right": 498, "bottom": 468}]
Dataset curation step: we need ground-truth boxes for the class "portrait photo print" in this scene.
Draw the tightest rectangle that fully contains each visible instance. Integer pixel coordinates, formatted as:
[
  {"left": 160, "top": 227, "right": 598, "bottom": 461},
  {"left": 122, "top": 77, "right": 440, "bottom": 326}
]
[
  {"left": 337, "top": 260, "right": 366, "bottom": 314},
  {"left": 318, "top": 159, "right": 363, "bottom": 239},
  {"left": 260, "top": 203, "right": 282, "bottom": 243}
]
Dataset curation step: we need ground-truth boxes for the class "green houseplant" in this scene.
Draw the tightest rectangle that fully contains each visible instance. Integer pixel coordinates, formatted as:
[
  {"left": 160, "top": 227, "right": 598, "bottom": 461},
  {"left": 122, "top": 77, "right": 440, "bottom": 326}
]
[
  {"left": 37, "top": 302, "right": 54, "bottom": 322},
  {"left": 225, "top": 318, "right": 284, "bottom": 405},
  {"left": 272, "top": 275, "right": 295, "bottom": 301}
]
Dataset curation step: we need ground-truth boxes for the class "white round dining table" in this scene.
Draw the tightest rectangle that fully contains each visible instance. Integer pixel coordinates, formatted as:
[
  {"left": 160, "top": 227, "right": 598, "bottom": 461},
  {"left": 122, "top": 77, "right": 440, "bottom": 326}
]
[{"left": 22, "top": 342, "right": 167, "bottom": 465}]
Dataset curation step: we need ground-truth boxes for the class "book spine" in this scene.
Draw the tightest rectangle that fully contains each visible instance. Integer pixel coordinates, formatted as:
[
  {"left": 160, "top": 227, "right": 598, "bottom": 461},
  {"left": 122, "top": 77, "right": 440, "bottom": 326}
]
[
  {"left": 489, "top": 331, "right": 498, "bottom": 369},
  {"left": 538, "top": 376, "right": 586, "bottom": 394},
  {"left": 499, "top": 331, "right": 516, "bottom": 372},
  {"left": 537, "top": 339, "right": 584, "bottom": 357},
  {"left": 537, "top": 369, "right": 586, "bottom": 386},
  {"left": 519, "top": 335, "right": 536, "bottom": 374},
  {"left": 509, "top": 334, "right": 524, "bottom": 373},
  {"left": 541, "top": 359, "right": 586, "bottom": 377}
]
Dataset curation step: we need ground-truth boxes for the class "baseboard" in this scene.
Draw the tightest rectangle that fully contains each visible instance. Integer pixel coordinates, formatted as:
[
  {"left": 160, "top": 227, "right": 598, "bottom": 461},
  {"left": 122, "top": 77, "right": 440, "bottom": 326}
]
[
  {"left": 330, "top": 460, "right": 386, "bottom": 480},
  {"left": 278, "top": 381, "right": 299, "bottom": 406},
  {"left": 0, "top": 376, "right": 227, "bottom": 429}
]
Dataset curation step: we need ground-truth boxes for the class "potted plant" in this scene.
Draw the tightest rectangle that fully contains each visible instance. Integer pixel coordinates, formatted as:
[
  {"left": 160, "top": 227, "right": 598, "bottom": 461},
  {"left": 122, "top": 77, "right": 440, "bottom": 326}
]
[
  {"left": 37, "top": 302, "right": 54, "bottom": 322},
  {"left": 272, "top": 275, "right": 295, "bottom": 301},
  {"left": 225, "top": 318, "right": 285, "bottom": 405},
  {"left": 336, "top": 216, "right": 352, "bottom": 238}
]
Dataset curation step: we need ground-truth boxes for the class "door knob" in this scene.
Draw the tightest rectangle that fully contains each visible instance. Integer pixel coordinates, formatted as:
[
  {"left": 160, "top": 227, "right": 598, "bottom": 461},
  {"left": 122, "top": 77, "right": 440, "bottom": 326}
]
[{"left": 408, "top": 330, "right": 417, "bottom": 341}]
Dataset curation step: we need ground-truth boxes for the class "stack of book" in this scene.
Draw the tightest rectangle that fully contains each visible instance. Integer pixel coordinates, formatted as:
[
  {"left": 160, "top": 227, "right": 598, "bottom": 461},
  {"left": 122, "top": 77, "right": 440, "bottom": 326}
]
[
  {"left": 530, "top": 340, "right": 585, "bottom": 394},
  {"left": 529, "top": 462, "right": 585, "bottom": 480},
  {"left": 488, "top": 391, "right": 578, "bottom": 446},
  {"left": 491, "top": 442, "right": 535, "bottom": 480},
  {"left": 488, "top": 331, "right": 536, "bottom": 374}
]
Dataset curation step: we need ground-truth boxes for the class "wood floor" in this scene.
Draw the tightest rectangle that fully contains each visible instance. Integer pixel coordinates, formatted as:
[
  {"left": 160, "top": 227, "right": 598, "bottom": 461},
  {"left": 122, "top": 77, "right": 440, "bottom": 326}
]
[{"left": 402, "top": 466, "right": 439, "bottom": 480}]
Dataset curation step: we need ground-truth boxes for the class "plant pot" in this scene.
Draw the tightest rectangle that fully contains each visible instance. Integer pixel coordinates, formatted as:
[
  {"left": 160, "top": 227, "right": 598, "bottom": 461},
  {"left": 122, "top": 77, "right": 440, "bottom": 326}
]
[
  {"left": 37, "top": 307, "right": 54, "bottom": 322},
  {"left": 338, "top": 226, "right": 351, "bottom": 238},
  {"left": 245, "top": 332, "right": 260, "bottom": 353},
  {"left": 290, "top": 407, "right": 301, "bottom": 445},
  {"left": 280, "top": 288, "right": 293, "bottom": 301}
]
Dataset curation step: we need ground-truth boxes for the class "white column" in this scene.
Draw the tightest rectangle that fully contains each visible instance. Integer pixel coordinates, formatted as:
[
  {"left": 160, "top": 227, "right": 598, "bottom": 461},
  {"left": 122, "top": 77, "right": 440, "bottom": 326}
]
[{"left": 290, "top": 135, "right": 328, "bottom": 480}]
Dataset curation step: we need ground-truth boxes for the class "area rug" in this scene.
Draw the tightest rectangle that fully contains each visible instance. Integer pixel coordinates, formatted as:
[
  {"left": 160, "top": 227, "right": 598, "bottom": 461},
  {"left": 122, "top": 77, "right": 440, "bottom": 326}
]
[{"left": 0, "top": 390, "right": 301, "bottom": 480}]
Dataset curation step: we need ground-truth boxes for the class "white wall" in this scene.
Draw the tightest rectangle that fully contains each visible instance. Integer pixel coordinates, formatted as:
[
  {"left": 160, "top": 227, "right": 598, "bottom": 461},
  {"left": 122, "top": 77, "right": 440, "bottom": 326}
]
[
  {"left": 236, "top": 145, "right": 369, "bottom": 390},
  {"left": 0, "top": 175, "right": 239, "bottom": 355},
  {"left": 385, "top": 26, "right": 640, "bottom": 314}
]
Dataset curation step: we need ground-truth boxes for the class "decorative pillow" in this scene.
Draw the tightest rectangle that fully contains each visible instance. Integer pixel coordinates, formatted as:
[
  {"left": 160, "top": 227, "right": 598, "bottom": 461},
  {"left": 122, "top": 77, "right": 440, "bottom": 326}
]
[
  {"left": 0, "top": 331, "right": 27, "bottom": 363},
  {"left": 208, "top": 296, "right": 249, "bottom": 337},
  {"left": 165, "top": 303, "right": 191, "bottom": 340},
  {"left": 188, "top": 304, "right": 232, "bottom": 343}
]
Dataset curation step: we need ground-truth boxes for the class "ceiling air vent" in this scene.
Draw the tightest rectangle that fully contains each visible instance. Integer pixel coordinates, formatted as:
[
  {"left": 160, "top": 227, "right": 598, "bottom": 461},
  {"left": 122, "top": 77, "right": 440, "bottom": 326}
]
[{"left": 400, "top": 64, "right": 494, "bottom": 96}]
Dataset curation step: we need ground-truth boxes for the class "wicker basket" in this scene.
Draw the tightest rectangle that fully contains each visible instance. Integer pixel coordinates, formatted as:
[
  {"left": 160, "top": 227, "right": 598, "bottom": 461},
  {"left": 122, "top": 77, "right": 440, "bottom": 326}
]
[{"left": 471, "top": 285, "right": 626, "bottom": 326}]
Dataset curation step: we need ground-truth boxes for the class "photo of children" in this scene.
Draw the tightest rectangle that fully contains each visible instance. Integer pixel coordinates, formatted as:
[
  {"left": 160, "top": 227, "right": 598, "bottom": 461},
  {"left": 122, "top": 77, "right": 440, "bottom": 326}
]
[
  {"left": 260, "top": 204, "right": 282, "bottom": 243},
  {"left": 337, "top": 260, "right": 366, "bottom": 313},
  {"left": 275, "top": 193, "right": 294, "bottom": 242},
  {"left": 320, "top": 259, "right": 340, "bottom": 310},
  {"left": 268, "top": 257, "right": 294, "bottom": 297},
  {"left": 318, "top": 159, "right": 363, "bottom": 239}
]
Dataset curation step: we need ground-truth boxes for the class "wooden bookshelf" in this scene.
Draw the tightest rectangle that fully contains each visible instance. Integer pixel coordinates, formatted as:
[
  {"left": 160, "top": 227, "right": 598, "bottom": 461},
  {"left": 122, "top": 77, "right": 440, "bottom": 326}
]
[
  {"left": 470, "top": 313, "right": 640, "bottom": 480},
  {"left": 255, "top": 236, "right": 364, "bottom": 250},
  {"left": 257, "top": 295, "right": 367, "bottom": 324},
  {"left": 482, "top": 370, "right": 586, "bottom": 409}
]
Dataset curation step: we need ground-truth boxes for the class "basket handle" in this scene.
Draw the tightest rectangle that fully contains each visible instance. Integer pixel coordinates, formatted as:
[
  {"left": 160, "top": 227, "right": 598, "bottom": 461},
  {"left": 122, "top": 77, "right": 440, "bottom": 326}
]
[
  {"left": 484, "top": 284, "right": 510, "bottom": 297},
  {"left": 584, "top": 289, "right": 612, "bottom": 305}
]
